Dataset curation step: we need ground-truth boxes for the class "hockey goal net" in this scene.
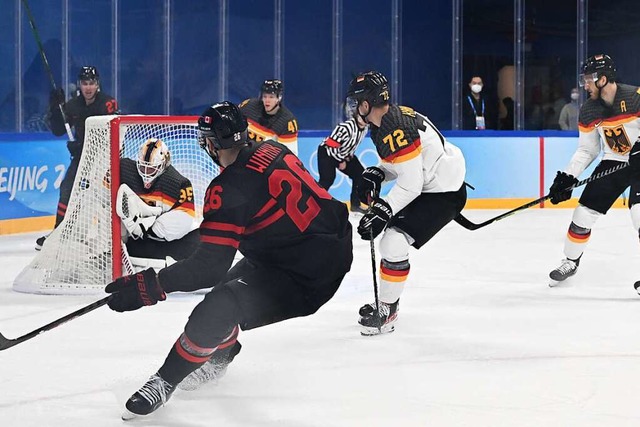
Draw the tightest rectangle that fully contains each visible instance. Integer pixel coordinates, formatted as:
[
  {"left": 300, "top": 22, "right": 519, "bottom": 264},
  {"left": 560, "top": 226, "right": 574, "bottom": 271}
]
[{"left": 13, "top": 115, "right": 218, "bottom": 295}]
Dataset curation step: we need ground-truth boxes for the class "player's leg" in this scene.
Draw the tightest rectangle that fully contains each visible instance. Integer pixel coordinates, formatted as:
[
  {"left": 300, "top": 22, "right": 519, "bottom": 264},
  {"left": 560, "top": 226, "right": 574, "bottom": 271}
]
[
  {"left": 549, "top": 160, "right": 629, "bottom": 286},
  {"left": 36, "top": 156, "right": 80, "bottom": 250},
  {"left": 628, "top": 180, "right": 640, "bottom": 293},
  {"left": 359, "top": 184, "right": 467, "bottom": 335}
]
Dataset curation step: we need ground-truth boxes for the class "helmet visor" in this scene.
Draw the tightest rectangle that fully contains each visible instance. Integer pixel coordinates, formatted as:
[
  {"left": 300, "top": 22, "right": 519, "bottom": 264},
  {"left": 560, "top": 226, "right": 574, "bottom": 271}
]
[{"left": 579, "top": 72, "right": 599, "bottom": 87}]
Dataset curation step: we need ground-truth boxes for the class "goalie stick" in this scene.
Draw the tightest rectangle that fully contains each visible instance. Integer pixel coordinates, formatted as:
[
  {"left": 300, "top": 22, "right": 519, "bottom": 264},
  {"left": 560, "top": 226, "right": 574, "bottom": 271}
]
[
  {"left": 0, "top": 295, "right": 112, "bottom": 351},
  {"left": 455, "top": 162, "right": 628, "bottom": 231}
]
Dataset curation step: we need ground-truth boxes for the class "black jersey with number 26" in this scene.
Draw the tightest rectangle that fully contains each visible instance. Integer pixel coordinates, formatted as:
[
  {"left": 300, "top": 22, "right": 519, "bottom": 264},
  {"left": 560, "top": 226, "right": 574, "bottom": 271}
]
[{"left": 159, "top": 140, "right": 352, "bottom": 293}]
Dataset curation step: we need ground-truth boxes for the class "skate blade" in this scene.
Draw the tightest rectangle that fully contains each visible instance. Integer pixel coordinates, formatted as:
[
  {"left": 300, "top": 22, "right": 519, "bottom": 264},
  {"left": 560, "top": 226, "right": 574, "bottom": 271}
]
[
  {"left": 121, "top": 409, "right": 139, "bottom": 421},
  {"left": 360, "top": 324, "right": 395, "bottom": 336},
  {"left": 548, "top": 278, "right": 560, "bottom": 288}
]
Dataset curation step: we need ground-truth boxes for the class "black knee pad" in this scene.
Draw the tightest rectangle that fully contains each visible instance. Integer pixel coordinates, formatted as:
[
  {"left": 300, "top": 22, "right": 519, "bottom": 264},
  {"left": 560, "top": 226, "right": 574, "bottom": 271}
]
[{"left": 184, "top": 286, "right": 242, "bottom": 348}]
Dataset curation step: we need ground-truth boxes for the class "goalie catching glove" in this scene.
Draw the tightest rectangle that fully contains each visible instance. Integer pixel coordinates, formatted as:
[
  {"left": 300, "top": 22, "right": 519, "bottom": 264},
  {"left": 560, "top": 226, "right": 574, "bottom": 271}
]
[
  {"left": 116, "top": 184, "right": 162, "bottom": 239},
  {"left": 105, "top": 268, "right": 166, "bottom": 312},
  {"left": 549, "top": 171, "right": 578, "bottom": 205},
  {"left": 357, "top": 167, "right": 385, "bottom": 204},
  {"left": 357, "top": 198, "right": 393, "bottom": 240}
]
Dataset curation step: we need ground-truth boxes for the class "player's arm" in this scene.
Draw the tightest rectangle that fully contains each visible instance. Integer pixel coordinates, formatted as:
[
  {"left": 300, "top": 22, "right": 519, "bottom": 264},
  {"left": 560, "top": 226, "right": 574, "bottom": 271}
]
[
  {"left": 380, "top": 153, "right": 423, "bottom": 214},
  {"left": 564, "top": 122, "right": 601, "bottom": 178},
  {"left": 102, "top": 96, "right": 119, "bottom": 115},
  {"left": 324, "top": 122, "right": 353, "bottom": 162},
  {"left": 150, "top": 181, "right": 196, "bottom": 241},
  {"left": 47, "top": 90, "right": 70, "bottom": 137}
]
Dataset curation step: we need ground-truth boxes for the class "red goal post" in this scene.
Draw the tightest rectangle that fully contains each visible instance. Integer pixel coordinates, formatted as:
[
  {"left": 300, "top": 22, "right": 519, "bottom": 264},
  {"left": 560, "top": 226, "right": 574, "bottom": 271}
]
[{"left": 14, "top": 115, "right": 218, "bottom": 295}]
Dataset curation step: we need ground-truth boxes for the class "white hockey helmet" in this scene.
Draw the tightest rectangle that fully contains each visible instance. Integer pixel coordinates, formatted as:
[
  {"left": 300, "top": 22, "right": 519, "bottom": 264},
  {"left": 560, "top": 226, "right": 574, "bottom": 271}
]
[{"left": 137, "top": 138, "right": 171, "bottom": 189}]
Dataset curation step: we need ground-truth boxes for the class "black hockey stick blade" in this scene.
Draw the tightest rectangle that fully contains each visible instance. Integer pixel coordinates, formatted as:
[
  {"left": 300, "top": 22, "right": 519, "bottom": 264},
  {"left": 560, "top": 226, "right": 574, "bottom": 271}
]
[
  {"left": 0, "top": 295, "right": 112, "bottom": 351},
  {"left": 454, "top": 162, "right": 628, "bottom": 231}
]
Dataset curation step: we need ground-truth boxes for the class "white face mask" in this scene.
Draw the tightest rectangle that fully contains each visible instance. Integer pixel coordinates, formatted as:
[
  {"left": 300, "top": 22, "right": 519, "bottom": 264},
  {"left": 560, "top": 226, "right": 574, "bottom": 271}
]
[
  {"left": 471, "top": 84, "right": 483, "bottom": 94},
  {"left": 570, "top": 92, "right": 580, "bottom": 101}
]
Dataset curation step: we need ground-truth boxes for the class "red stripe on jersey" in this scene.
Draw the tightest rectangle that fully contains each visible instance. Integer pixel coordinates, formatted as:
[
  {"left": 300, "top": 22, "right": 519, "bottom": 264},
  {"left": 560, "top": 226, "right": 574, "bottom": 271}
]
[
  {"left": 245, "top": 209, "right": 286, "bottom": 234},
  {"left": 145, "top": 190, "right": 178, "bottom": 205},
  {"left": 201, "top": 221, "right": 245, "bottom": 234},
  {"left": 175, "top": 340, "right": 212, "bottom": 364},
  {"left": 324, "top": 137, "right": 341, "bottom": 148},
  {"left": 200, "top": 235, "right": 240, "bottom": 248},
  {"left": 278, "top": 133, "right": 298, "bottom": 142},
  {"left": 384, "top": 138, "right": 421, "bottom": 162},
  {"left": 568, "top": 229, "right": 590, "bottom": 241}
]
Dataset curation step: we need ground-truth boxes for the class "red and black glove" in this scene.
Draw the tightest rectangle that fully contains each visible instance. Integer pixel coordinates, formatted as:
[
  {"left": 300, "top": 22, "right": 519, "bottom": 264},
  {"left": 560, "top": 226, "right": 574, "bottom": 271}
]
[
  {"left": 549, "top": 171, "right": 578, "bottom": 205},
  {"left": 105, "top": 268, "right": 166, "bottom": 312},
  {"left": 357, "top": 198, "right": 393, "bottom": 240}
]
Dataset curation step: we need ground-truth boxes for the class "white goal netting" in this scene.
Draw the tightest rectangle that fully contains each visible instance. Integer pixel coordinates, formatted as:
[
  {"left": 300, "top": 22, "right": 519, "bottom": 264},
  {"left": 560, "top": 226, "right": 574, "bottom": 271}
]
[{"left": 13, "top": 115, "right": 218, "bottom": 295}]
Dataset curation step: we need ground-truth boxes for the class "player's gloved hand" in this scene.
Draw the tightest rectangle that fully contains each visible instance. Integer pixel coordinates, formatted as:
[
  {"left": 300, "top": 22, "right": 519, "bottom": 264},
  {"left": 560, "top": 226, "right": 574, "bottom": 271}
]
[
  {"left": 66, "top": 140, "right": 82, "bottom": 157},
  {"left": 549, "top": 171, "right": 578, "bottom": 205},
  {"left": 628, "top": 141, "right": 640, "bottom": 178},
  {"left": 49, "top": 87, "right": 65, "bottom": 105},
  {"left": 357, "top": 198, "right": 393, "bottom": 240},
  {"left": 357, "top": 167, "right": 385, "bottom": 204},
  {"left": 124, "top": 216, "right": 156, "bottom": 240},
  {"left": 105, "top": 268, "right": 166, "bottom": 312}
]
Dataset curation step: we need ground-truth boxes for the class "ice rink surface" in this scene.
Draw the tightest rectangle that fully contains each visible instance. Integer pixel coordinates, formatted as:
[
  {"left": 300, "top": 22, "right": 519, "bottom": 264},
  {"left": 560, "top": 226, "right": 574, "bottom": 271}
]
[{"left": 2, "top": 209, "right": 640, "bottom": 427}]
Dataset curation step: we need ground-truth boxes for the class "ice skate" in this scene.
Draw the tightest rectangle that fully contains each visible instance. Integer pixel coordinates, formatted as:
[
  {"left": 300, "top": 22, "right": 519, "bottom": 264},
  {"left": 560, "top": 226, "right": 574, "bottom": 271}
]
[
  {"left": 122, "top": 373, "right": 175, "bottom": 420},
  {"left": 178, "top": 341, "right": 242, "bottom": 391},
  {"left": 358, "top": 299, "right": 399, "bottom": 336},
  {"left": 549, "top": 257, "right": 580, "bottom": 287},
  {"left": 35, "top": 233, "right": 50, "bottom": 251}
]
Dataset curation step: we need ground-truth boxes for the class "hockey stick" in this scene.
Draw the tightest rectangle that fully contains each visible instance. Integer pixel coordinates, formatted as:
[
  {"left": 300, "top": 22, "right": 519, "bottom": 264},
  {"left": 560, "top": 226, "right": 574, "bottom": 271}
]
[
  {"left": 368, "top": 227, "right": 382, "bottom": 334},
  {"left": 455, "top": 162, "right": 628, "bottom": 231},
  {"left": 0, "top": 295, "right": 112, "bottom": 351},
  {"left": 20, "top": 0, "right": 74, "bottom": 141}
]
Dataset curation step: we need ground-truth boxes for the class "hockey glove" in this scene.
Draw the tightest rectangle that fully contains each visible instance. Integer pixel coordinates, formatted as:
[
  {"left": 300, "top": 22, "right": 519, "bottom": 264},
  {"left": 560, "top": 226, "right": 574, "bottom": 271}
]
[
  {"left": 66, "top": 140, "right": 82, "bottom": 158},
  {"left": 49, "top": 87, "right": 65, "bottom": 106},
  {"left": 357, "top": 167, "right": 385, "bottom": 204},
  {"left": 629, "top": 141, "right": 640, "bottom": 178},
  {"left": 105, "top": 268, "right": 166, "bottom": 312},
  {"left": 357, "top": 198, "right": 393, "bottom": 240},
  {"left": 549, "top": 171, "right": 578, "bottom": 205}
]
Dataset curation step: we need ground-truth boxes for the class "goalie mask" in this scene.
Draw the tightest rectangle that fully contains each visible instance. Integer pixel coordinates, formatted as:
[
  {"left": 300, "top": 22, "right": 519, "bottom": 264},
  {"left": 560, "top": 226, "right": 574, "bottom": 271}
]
[{"left": 137, "top": 138, "right": 171, "bottom": 189}]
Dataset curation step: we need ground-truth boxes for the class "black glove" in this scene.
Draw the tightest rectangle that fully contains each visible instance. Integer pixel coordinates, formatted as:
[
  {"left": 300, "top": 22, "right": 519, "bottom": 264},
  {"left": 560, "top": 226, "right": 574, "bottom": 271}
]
[
  {"left": 357, "top": 198, "right": 393, "bottom": 240},
  {"left": 629, "top": 142, "right": 640, "bottom": 177},
  {"left": 357, "top": 167, "right": 385, "bottom": 204},
  {"left": 67, "top": 140, "right": 82, "bottom": 157},
  {"left": 549, "top": 171, "right": 578, "bottom": 205},
  {"left": 49, "top": 87, "right": 65, "bottom": 105},
  {"left": 105, "top": 268, "right": 166, "bottom": 312}
]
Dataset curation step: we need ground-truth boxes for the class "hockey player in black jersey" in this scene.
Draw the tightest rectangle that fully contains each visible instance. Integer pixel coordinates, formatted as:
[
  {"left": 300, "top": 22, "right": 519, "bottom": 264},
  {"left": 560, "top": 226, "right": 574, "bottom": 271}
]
[
  {"left": 37, "top": 66, "right": 119, "bottom": 250},
  {"left": 317, "top": 100, "right": 369, "bottom": 214},
  {"left": 349, "top": 71, "right": 467, "bottom": 335},
  {"left": 547, "top": 54, "right": 640, "bottom": 289},
  {"left": 117, "top": 138, "right": 199, "bottom": 267},
  {"left": 105, "top": 101, "right": 352, "bottom": 419},
  {"left": 238, "top": 79, "right": 299, "bottom": 154}
]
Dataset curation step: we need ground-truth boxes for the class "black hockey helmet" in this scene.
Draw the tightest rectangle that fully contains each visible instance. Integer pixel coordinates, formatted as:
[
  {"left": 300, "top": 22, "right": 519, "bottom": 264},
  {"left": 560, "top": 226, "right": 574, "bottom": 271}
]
[
  {"left": 580, "top": 54, "right": 616, "bottom": 85},
  {"left": 78, "top": 66, "right": 99, "bottom": 82},
  {"left": 198, "top": 101, "right": 248, "bottom": 152},
  {"left": 260, "top": 79, "right": 283, "bottom": 99},
  {"left": 346, "top": 71, "right": 390, "bottom": 109}
]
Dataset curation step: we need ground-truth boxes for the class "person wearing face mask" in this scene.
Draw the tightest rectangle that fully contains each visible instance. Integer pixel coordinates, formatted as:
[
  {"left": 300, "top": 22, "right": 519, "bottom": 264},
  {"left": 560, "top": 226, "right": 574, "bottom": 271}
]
[
  {"left": 547, "top": 54, "right": 640, "bottom": 291},
  {"left": 558, "top": 87, "right": 581, "bottom": 131},
  {"left": 462, "top": 76, "right": 495, "bottom": 130}
]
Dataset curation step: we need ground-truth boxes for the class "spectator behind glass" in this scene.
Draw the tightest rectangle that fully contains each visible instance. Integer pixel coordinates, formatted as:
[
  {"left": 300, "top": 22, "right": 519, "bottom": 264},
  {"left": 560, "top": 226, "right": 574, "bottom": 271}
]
[
  {"left": 500, "top": 97, "right": 514, "bottom": 130},
  {"left": 462, "top": 76, "right": 496, "bottom": 130},
  {"left": 558, "top": 87, "right": 580, "bottom": 131}
]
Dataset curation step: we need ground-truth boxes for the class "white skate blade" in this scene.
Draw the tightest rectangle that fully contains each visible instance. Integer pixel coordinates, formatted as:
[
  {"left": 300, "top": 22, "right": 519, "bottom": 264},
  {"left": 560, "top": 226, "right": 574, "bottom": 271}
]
[
  {"left": 360, "top": 323, "right": 395, "bottom": 336},
  {"left": 548, "top": 278, "right": 560, "bottom": 288},
  {"left": 121, "top": 409, "right": 139, "bottom": 421}
]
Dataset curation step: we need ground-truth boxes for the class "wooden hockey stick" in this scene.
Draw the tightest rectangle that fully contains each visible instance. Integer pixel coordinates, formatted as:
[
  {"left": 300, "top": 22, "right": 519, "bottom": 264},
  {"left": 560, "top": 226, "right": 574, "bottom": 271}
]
[
  {"left": 455, "top": 162, "right": 628, "bottom": 231},
  {"left": 0, "top": 295, "right": 112, "bottom": 351}
]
